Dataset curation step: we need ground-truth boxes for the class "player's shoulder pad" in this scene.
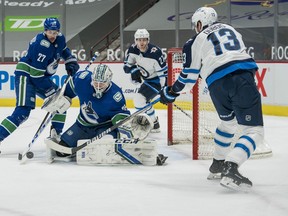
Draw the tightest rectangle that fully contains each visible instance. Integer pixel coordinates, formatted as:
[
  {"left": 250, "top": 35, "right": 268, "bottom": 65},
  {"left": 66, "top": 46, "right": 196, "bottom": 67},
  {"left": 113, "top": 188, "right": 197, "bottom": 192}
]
[
  {"left": 127, "top": 44, "right": 140, "bottom": 55},
  {"left": 55, "top": 33, "right": 66, "bottom": 48},
  {"left": 31, "top": 33, "right": 51, "bottom": 48},
  {"left": 110, "top": 82, "right": 124, "bottom": 103},
  {"left": 183, "top": 37, "right": 196, "bottom": 53},
  {"left": 144, "top": 44, "right": 164, "bottom": 61},
  {"left": 74, "top": 70, "right": 92, "bottom": 81},
  {"left": 73, "top": 70, "right": 92, "bottom": 86}
]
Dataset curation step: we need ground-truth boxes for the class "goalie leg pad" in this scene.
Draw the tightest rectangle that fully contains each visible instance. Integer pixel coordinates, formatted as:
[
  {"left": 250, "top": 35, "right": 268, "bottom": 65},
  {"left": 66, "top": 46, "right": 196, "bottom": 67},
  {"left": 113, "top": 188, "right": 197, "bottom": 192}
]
[{"left": 76, "top": 138, "right": 158, "bottom": 166}]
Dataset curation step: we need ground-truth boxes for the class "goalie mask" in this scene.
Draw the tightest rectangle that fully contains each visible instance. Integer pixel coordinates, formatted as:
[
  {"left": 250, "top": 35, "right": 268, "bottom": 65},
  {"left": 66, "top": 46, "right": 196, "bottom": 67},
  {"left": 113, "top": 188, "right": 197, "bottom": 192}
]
[
  {"left": 191, "top": 7, "right": 217, "bottom": 34},
  {"left": 91, "top": 64, "right": 113, "bottom": 99}
]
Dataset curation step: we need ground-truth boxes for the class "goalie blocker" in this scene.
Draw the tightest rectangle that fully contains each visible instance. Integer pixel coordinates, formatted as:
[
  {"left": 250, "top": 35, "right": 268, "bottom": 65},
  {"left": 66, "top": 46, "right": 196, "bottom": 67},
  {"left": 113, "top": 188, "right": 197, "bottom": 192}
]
[{"left": 45, "top": 138, "right": 167, "bottom": 166}]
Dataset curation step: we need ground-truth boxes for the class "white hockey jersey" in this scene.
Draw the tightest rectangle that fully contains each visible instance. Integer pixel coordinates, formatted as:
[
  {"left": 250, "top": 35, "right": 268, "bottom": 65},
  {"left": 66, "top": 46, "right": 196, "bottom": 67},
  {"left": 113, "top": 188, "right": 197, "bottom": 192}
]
[
  {"left": 123, "top": 43, "right": 167, "bottom": 81},
  {"left": 172, "top": 23, "right": 258, "bottom": 93}
]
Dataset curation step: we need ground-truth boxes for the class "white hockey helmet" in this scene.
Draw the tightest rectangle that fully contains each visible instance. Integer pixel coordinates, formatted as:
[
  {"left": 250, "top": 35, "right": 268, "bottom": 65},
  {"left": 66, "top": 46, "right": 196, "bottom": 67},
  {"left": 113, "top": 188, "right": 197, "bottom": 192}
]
[
  {"left": 91, "top": 64, "right": 113, "bottom": 98},
  {"left": 191, "top": 7, "right": 217, "bottom": 33},
  {"left": 134, "top": 29, "right": 150, "bottom": 43}
]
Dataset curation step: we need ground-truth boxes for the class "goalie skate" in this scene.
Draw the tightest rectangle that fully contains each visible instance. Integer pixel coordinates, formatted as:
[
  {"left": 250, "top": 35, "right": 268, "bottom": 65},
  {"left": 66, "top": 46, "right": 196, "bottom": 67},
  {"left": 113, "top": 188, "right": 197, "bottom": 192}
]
[
  {"left": 151, "top": 117, "right": 160, "bottom": 133},
  {"left": 156, "top": 154, "right": 168, "bottom": 165},
  {"left": 207, "top": 159, "right": 224, "bottom": 180},
  {"left": 45, "top": 138, "right": 75, "bottom": 163},
  {"left": 220, "top": 161, "right": 252, "bottom": 192}
]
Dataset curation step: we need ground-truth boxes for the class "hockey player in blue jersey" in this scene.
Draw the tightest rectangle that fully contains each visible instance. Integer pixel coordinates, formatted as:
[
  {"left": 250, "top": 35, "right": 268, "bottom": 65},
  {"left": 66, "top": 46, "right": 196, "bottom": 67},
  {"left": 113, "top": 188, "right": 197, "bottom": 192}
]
[
  {"left": 56, "top": 64, "right": 130, "bottom": 151},
  {"left": 123, "top": 29, "right": 167, "bottom": 133},
  {"left": 45, "top": 64, "right": 153, "bottom": 156},
  {"left": 0, "top": 17, "right": 79, "bottom": 145},
  {"left": 160, "top": 7, "right": 264, "bottom": 191},
  {"left": 44, "top": 64, "right": 168, "bottom": 165}
]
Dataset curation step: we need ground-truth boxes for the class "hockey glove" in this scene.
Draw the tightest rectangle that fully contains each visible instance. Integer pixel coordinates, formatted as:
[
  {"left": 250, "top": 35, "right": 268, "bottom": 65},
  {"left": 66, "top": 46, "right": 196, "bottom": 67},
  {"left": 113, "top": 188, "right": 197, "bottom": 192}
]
[
  {"left": 130, "top": 66, "right": 142, "bottom": 84},
  {"left": 160, "top": 86, "right": 180, "bottom": 104},
  {"left": 42, "top": 91, "right": 71, "bottom": 114},
  {"left": 65, "top": 56, "right": 79, "bottom": 76},
  {"left": 130, "top": 113, "right": 153, "bottom": 140}
]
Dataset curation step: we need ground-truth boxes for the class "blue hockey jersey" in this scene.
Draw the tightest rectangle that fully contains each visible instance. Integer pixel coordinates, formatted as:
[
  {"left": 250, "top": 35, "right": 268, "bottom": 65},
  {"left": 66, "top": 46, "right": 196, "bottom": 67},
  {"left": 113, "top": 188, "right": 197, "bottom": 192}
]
[
  {"left": 67, "top": 70, "right": 130, "bottom": 126},
  {"left": 15, "top": 32, "right": 73, "bottom": 78}
]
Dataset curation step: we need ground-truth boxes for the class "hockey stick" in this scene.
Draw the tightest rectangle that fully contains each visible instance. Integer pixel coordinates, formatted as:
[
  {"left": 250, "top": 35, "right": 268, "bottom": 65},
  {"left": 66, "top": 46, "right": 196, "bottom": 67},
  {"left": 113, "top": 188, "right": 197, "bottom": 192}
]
[
  {"left": 172, "top": 102, "right": 213, "bottom": 134},
  {"left": 19, "top": 53, "right": 101, "bottom": 162},
  {"left": 85, "top": 51, "right": 99, "bottom": 70},
  {"left": 18, "top": 75, "right": 72, "bottom": 162},
  {"left": 19, "top": 52, "right": 101, "bottom": 162},
  {"left": 46, "top": 97, "right": 161, "bottom": 155},
  {"left": 144, "top": 80, "right": 214, "bottom": 135}
]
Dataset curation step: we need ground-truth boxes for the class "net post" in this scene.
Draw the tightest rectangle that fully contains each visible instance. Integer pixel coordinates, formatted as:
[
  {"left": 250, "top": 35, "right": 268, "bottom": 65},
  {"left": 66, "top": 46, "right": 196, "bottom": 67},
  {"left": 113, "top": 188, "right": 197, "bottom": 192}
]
[{"left": 192, "top": 80, "right": 199, "bottom": 160}]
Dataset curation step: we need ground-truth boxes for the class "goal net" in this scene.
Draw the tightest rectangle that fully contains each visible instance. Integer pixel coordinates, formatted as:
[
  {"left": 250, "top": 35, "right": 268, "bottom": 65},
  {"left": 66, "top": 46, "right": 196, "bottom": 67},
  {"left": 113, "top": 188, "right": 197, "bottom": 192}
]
[{"left": 167, "top": 48, "right": 272, "bottom": 160}]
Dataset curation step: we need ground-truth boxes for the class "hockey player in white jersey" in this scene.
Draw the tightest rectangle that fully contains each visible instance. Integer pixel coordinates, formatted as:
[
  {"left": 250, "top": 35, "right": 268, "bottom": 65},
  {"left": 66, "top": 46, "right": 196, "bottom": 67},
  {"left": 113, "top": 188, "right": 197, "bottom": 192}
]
[
  {"left": 123, "top": 29, "right": 167, "bottom": 133},
  {"left": 160, "top": 7, "right": 264, "bottom": 191}
]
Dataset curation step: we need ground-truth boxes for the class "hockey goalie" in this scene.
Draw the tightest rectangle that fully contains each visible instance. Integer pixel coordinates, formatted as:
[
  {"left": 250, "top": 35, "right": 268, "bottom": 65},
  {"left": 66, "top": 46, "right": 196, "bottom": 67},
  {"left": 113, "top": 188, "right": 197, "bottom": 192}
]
[{"left": 43, "top": 64, "right": 167, "bottom": 166}]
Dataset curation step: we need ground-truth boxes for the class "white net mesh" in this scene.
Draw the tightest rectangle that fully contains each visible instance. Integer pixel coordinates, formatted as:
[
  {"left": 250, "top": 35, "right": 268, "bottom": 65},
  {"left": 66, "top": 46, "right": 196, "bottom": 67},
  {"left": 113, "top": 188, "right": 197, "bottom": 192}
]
[{"left": 168, "top": 48, "right": 272, "bottom": 159}]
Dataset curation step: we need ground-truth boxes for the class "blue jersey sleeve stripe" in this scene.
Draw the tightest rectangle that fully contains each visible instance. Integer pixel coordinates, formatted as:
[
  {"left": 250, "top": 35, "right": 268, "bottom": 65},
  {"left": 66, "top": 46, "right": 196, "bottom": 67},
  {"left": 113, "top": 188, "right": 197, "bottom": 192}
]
[
  {"left": 156, "top": 65, "right": 168, "bottom": 73},
  {"left": 178, "top": 76, "right": 197, "bottom": 84}
]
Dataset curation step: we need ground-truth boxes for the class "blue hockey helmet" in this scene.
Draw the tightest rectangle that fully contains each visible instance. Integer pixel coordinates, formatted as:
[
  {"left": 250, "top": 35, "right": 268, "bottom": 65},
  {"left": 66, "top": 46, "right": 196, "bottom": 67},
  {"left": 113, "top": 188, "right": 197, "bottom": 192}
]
[{"left": 44, "top": 17, "right": 60, "bottom": 31}]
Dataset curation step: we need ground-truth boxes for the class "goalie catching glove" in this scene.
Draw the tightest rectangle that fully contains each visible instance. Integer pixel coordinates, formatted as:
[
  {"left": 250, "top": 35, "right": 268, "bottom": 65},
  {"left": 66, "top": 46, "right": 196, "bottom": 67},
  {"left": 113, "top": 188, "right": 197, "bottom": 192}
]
[
  {"left": 42, "top": 90, "right": 71, "bottom": 114},
  {"left": 112, "top": 113, "right": 153, "bottom": 140},
  {"left": 130, "top": 113, "right": 153, "bottom": 139}
]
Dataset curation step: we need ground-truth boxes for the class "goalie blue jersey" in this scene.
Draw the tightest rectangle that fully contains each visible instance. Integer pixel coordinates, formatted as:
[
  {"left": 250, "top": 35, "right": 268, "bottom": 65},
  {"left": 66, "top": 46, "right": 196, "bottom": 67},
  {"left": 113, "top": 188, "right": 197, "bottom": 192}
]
[
  {"left": 67, "top": 70, "right": 130, "bottom": 126},
  {"left": 15, "top": 32, "right": 73, "bottom": 78}
]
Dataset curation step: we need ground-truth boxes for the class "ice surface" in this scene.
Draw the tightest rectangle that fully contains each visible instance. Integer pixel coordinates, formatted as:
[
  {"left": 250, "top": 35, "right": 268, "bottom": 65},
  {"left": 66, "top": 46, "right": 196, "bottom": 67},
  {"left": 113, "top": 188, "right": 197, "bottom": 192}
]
[{"left": 0, "top": 107, "right": 287, "bottom": 216}]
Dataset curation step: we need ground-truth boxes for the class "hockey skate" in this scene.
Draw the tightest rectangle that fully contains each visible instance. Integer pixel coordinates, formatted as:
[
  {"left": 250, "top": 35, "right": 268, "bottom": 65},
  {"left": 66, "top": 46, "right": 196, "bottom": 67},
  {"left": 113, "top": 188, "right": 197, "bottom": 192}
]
[
  {"left": 46, "top": 127, "right": 75, "bottom": 162},
  {"left": 156, "top": 154, "right": 168, "bottom": 165},
  {"left": 48, "top": 126, "right": 61, "bottom": 143},
  {"left": 207, "top": 158, "right": 225, "bottom": 180},
  {"left": 220, "top": 161, "right": 252, "bottom": 192},
  {"left": 46, "top": 126, "right": 61, "bottom": 163},
  {"left": 151, "top": 117, "right": 160, "bottom": 133}
]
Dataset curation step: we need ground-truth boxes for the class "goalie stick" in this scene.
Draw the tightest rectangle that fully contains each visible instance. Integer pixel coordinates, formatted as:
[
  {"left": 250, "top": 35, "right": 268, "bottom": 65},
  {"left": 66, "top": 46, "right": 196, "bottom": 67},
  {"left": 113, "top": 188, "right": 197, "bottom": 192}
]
[
  {"left": 19, "top": 52, "right": 101, "bottom": 162},
  {"left": 46, "top": 97, "right": 161, "bottom": 155}
]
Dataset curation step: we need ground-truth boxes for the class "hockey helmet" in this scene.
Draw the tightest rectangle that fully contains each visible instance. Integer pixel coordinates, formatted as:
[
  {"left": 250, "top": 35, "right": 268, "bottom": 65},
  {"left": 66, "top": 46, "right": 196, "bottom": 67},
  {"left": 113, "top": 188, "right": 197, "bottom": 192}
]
[
  {"left": 191, "top": 7, "right": 217, "bottom": 33},
  {"left": 91, "top": 64, "right": 113, "bottom": 99},
  {"left": 44, "top": 17, "right": 60, "bottom": 31},
  {"left": 134, "top": 29, "right": 150, "bottom": 43}
]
